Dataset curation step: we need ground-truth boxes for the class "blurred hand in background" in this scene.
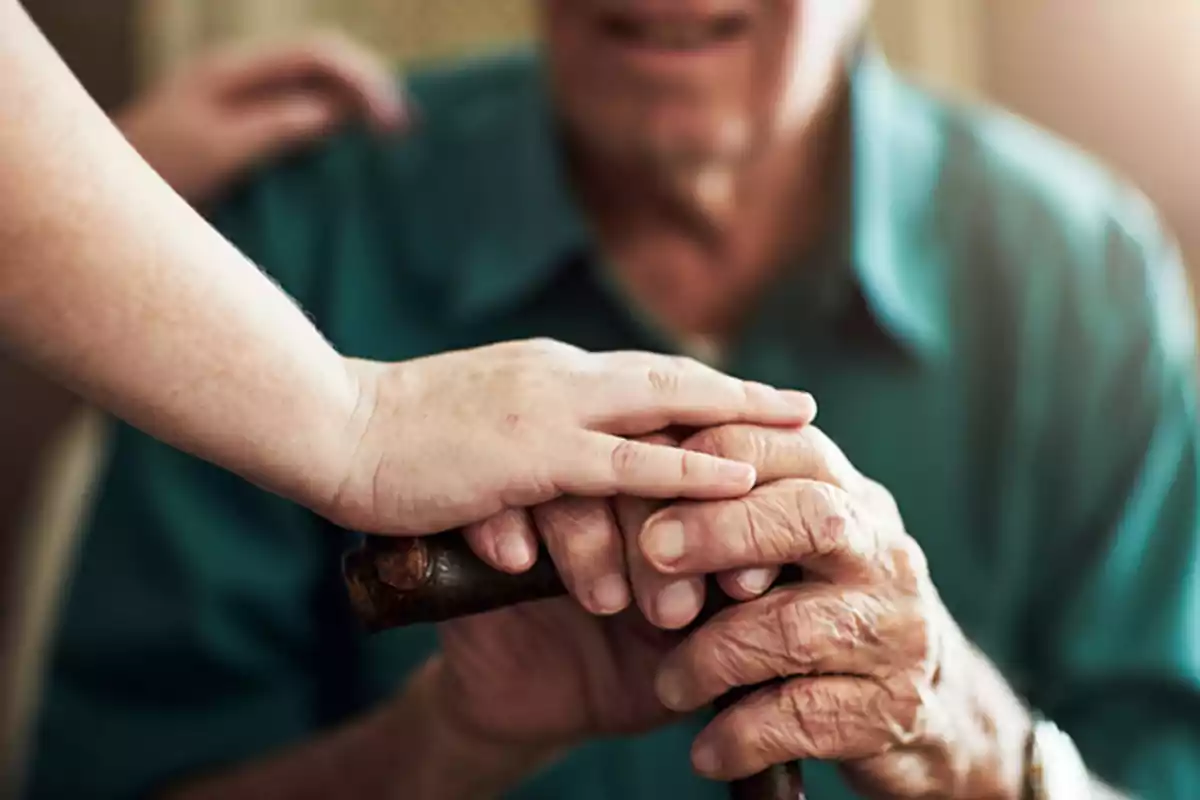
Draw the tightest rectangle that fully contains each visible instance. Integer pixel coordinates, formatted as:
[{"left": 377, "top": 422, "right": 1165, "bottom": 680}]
[{"left": 115, "top": 33, "right": 407, "bottom": 205}]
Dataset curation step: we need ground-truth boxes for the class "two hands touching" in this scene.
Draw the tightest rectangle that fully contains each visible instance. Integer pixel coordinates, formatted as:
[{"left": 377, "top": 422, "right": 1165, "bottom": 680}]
[
  {"left": 412, "top": 422, "right": 1035, "bottom": 800},
  {"left": 125, "top": 36, "right": 1032, "bottom": 800}
]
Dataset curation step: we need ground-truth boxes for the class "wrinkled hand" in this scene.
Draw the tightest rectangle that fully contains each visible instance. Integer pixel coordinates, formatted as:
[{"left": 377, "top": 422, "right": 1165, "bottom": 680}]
[
  {"left": 424, "top": 424, "right": 827, "bottom": 758},
  {"left": 431, "top": 433, "right": 698, "bottom": 751},
  {"left": 327, "top": 341, "right": 816, "bottom": 539},
  {"left": 116, "top": 32, "right": 405, "bottom": 204},
  {"left": 633, "top": 424, "right": 1031, "bottom": 798}
]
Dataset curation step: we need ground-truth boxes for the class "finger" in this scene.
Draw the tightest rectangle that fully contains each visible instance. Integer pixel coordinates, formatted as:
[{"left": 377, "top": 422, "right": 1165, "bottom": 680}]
[
  {"left": 581, "top": 353, "right": 817, "bottom": 434},
  {"left": 463, "top": 507, "right": 537, "bottom": 574},
  {"left": 615, "top": 495, "right": 705, "bottom": 630},
  {"left": 231, "top": 94, "right": 343, "bottom": 157},
  {"left": 640, "top": 479, "right": 891, "bottom": 582},
  {"left": 209, "top": 34, "right": 406, "bottom": 128},
  {"left": 683, "top": 426, "right": 815, "bottom": 604},
  {"left": 615, "top": 431, "right": 706, "bottom": 629},
  {"left": 531, "top": 497, "right": 630, "bottom": 615},
  {"left": 715, "top": 566, "right": 780, "bottom": 602},
  {"left": 690, "top": 676, "right": 922, "bottom": 780},
  {"left": 655, "top": 584, "right": 920, "bottom": 712},
  {"left": 681, "top": 424, "right": 857, "bottom": 487},
  {"left": 551, "top": 433, "right": 758, "bottom": 500}
]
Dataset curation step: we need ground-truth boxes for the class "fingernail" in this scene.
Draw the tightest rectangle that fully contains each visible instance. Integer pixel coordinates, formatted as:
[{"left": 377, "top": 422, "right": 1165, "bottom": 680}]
[
  {"left": 497, "top": 535, "right": 533, "bottom": 572},
  {"left": 657, "top": 579, "right": 701, "bottom": 628},
  {"left": 693, "top": 742, "right": 721, "bottom": 775},
  {"left": 591, "top": 575, "right": 629, "bottom": 614},
  {"left": 643, "top": 520, "right": 686, "bottom": 565},
  {"left": 656, "top": 667, "right": 688, "bottom": 710},
  {"left": 717, "top": 460, "right": 756, "bottom": 485},
  {"left": 736, "top": 568, "right": 775, "bottom": 596},
  {"left": 783, "top": 390, "right": 817, "bottom": 415}
]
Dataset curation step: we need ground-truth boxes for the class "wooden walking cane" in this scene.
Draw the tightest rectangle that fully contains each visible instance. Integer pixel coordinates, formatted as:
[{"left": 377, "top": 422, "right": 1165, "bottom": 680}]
[{"left": 344, "top": 533, "right": 806, "bottom": 800}]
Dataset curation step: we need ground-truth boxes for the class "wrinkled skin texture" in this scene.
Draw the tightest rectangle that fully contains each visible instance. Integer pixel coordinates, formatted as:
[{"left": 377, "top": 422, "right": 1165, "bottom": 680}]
[
  {"left": 438, "top": 430, "right": 686, "bottom": 744},
  {"left": 445, "top": 424, "right": 1030, "bottom": 799},
  {"left": 645, "top": 425, "right": 955, "bottom": 794}
]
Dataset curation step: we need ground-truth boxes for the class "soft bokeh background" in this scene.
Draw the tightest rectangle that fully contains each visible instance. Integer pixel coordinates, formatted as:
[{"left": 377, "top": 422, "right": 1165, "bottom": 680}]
[
  {"left": 128, "top": 0, "right": 1200, "bottom": 277},
  {"left": 4, "top": 0, "right": 1200, "bottom": 785}
]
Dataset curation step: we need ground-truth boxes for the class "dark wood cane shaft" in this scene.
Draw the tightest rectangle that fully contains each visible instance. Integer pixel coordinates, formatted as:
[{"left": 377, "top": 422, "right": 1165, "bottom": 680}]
[{"left": 344, "top": 534, "right": 806, "bottom": 800}]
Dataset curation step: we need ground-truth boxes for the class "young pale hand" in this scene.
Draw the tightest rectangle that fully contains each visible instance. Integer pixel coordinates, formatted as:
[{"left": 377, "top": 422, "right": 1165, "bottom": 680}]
[{"left": 324, "top": 340, "right": 816, "bottom": 544}]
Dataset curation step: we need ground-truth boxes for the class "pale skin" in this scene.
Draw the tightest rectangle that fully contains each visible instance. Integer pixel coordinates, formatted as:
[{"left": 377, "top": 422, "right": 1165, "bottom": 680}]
[
  {"left": 0, "top": 2, "right": 821, "bottom": 548},
  {"left": 74, "top": 2, "right": 1129, "bottom": 799}
]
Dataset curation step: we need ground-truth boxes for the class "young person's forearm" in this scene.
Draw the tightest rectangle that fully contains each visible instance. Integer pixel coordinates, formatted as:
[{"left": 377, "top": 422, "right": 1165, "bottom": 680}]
[
  {"left": 0, "top": 1, "right": 356, "bottom": 507},
  {"left": 165, "top": 659, "right": 559, "bottom": 800}
]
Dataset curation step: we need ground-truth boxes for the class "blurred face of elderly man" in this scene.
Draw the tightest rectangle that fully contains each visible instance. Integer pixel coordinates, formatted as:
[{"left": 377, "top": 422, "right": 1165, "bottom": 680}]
[
  {"left": 542, "top": 0, "right": 864, "bottom": 169},
  {"left": 535, "top": 0, "right": 870, "bottom": 343}
]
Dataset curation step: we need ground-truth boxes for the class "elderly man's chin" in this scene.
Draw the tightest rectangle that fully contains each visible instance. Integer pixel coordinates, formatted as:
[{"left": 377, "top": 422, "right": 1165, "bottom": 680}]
[{"left": 579, "top": 108, "right": 756, "bottom": 179}]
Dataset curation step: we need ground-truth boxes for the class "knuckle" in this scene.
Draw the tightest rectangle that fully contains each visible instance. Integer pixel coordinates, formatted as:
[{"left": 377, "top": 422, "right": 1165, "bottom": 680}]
[
  {"left": 526, "top": 336, "right": 560, "bottom": 352},
  {"left": 770, "top": 599, "right": 818, "bottom": 669},
  {"left": 800, "top": 425, "right": 839, "bottom": 456},
  {"left": 506, "top": 369, "right": 549, "bottom": 409},
  {"left": 681, "top": 426, "right": 724, "bottom": 457},
  {"left": 778, "top": 682, "right": 838, "bottom": 757},
  {"left": 873, "top": 676, "right": 926, "bottom": 748},
  {"left": 803, "top": 427, "right": 861, "bottom": 488},
  {"left": 737, "top": 496, "right": 785, "bottom": 561},
  {"left": 847, "top": 590, "right": 924, "bottom": 678},
  {"left": 822, "top": 593, "right": 878, "bottom": 663},
  {"left": 705, "top": 610, "right": 777, "bottom": 681},
  {"left": 703, "top": 635, "right": 749, "bottom": 693},
  {"left": 687, "top": 425, "right": 761, "bottom": 464},
  {"left": 610, "top": 439, "right": 651, "bottom": 479},
  {"left": 792, "top": 483, "right": 848, "bottom": 556},
  {"left": 514, "top": 337, "right": 572, "bottom": 360},
  {"left": 645, "top": 365, "right": 682, "bottom": 395}
]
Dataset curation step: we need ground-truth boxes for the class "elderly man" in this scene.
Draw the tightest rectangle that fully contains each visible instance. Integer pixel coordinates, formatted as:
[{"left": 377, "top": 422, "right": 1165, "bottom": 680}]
[{"left": 25, "top": 1, "right": 1200, "bottom": 799}]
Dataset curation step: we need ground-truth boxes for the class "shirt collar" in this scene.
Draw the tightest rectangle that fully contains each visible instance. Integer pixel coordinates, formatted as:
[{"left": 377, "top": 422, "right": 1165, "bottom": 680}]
[
  {"left": 441, "top": 54, "right": 591, "bottom": 321},
  {"left": 442, "top": 47, "right": 952, "bottom": 360},
  {"left": 849, "top": 46, "right": 952, "bottom": 359}
]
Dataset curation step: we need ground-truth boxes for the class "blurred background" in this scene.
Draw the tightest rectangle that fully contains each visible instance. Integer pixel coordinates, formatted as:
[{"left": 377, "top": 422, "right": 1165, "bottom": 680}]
[{"left": 4, "top": 0, "right": 1200, "bottom": 769}]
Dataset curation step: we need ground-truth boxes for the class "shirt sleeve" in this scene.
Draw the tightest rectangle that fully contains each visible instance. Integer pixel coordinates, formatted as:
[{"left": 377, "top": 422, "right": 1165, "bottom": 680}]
[{"left": 1027, "top": 193, "right": 1200, "bottom": 799}]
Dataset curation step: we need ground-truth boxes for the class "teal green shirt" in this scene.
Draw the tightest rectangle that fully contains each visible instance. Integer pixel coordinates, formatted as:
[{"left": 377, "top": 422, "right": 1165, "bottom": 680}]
[{"left": 29, "top": 51, "right": 1200, "bottom": 799}]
